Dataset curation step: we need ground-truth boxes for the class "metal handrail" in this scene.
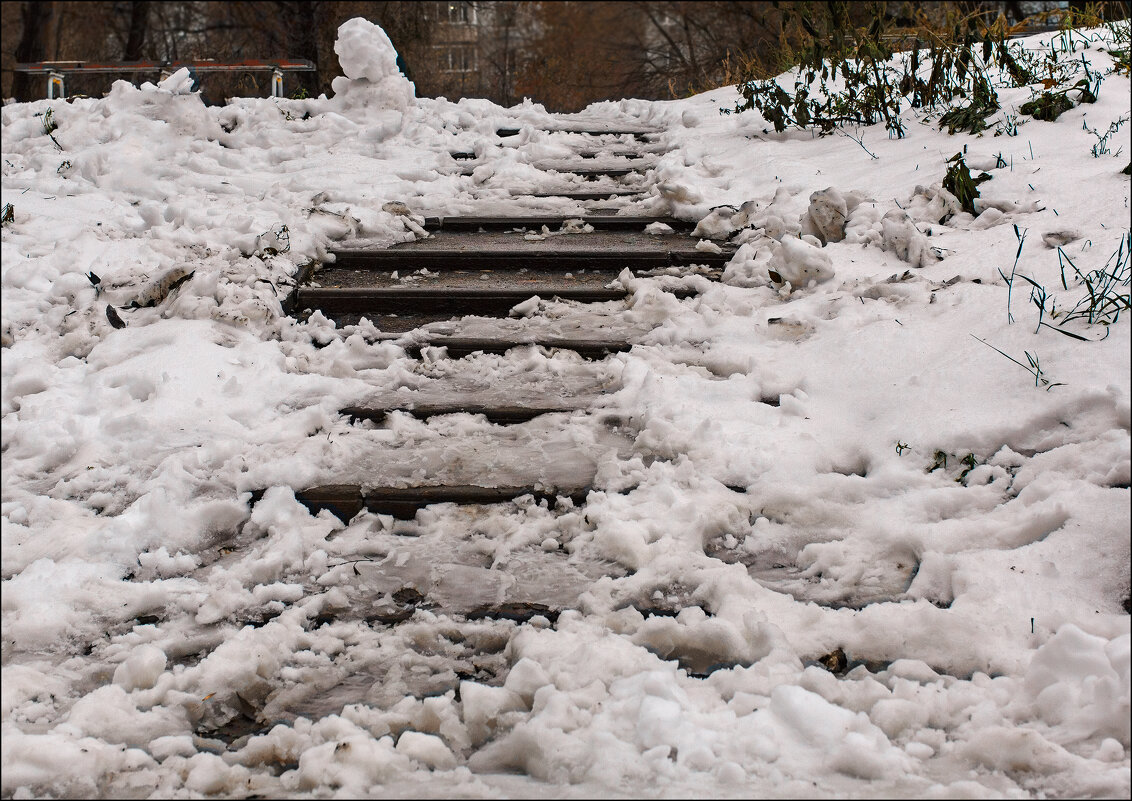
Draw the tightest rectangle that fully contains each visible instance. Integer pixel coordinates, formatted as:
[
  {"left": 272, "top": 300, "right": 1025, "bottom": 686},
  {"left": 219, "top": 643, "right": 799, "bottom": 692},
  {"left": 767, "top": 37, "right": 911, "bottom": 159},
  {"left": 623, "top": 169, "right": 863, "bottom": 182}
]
[{"left": 13, "top": 59, "right": 316, "bottom": 99}]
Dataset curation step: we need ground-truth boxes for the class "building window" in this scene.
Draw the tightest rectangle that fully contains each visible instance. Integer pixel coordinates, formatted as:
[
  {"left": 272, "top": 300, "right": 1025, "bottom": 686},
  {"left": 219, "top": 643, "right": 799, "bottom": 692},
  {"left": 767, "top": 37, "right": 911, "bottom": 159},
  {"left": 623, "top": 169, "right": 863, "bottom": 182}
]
[
  {"left": 438, "top": 44, "right": 478, "bottom": 73},
  {"left": 440, "top": 2, "right": 477, "bottom": 25}
]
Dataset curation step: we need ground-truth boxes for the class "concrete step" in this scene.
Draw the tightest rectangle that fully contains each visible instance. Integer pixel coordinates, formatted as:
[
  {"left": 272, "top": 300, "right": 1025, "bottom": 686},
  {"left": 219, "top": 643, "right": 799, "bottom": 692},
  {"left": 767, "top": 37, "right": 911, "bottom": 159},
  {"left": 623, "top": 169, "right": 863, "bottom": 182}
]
[
  {"left": 452, "top": 148, "right": 658, "bottom": 161},
  {"left": 421, "top": 216, "right": 694, "bottom": 232},
  {"left": 293, "top": 286, "right": 629, "bottom": 316},
  {"left": 521, "top": 189, "right": 646, "bottom": 200},
  {"left": 342, "top": 402, "right": 593, "bottom": 424},
  {"left": 496, "top": 123, "right": 661, "bottom": 139},
  {"left": 403, "top": 336, "right": 633, "bottom": 359},
  {"left": 292, "top": 483, "right": 590, "bottom": 521},
  {"left": 466, "top": 166, "right": 645, "bottom": 179},
  {"left": 326, "top": 247, "right": 729, "bottom": 270}
]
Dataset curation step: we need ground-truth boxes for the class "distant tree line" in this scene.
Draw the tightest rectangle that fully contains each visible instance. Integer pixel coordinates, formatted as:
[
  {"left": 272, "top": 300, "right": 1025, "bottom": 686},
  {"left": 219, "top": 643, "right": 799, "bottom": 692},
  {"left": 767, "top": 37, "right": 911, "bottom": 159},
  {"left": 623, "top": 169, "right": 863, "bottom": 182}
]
[{"left": 3, "top": 1, "right": 1128, "bottom": 110}]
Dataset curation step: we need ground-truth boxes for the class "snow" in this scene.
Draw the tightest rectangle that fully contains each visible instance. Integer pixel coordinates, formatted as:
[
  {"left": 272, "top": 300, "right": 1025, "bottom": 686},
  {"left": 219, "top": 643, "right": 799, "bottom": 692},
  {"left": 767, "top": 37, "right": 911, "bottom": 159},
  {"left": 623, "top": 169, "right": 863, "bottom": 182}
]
[
  {"left": 330, "top": 17, "right": 415, "bottom": 116},
  {"left": 2, "top": 17, "right": 1130, "bottom": 799},
  {"left": 768, "top": 235, "right": 835, "bottom": 287}
]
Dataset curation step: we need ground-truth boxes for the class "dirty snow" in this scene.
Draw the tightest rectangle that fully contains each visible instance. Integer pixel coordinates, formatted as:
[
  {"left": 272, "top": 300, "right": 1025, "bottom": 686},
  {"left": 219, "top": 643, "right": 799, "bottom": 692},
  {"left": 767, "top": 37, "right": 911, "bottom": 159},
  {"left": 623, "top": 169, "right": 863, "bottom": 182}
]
[{"left": 2, "top": 18, "right": 1130, "bottom": 799}]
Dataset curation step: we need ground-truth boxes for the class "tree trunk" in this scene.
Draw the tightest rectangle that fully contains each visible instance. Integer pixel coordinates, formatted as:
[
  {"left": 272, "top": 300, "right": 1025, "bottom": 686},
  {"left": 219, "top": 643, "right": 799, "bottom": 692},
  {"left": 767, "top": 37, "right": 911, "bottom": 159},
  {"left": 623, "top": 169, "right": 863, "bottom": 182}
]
[
  {"left": 274, "top": 0, "right": 320, "bottom": 97},
  {"left": 123, "top": 1, "right": 150, "bottom": 60},
  {"left": 12, "top": 1, "right": 53, "bottom": 102}
]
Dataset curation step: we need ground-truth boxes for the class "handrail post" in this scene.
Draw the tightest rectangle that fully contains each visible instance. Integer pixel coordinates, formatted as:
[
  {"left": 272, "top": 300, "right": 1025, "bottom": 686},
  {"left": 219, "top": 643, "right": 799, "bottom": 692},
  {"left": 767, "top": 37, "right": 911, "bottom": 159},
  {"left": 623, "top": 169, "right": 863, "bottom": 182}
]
[{"left": 47, "top": 71, "right": 65, "bottom": 100}]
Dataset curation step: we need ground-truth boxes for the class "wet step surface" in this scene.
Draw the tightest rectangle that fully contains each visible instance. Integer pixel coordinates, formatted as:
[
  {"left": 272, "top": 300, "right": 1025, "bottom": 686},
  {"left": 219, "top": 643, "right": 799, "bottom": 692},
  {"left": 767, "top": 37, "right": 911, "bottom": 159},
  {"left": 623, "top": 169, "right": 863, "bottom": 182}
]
[
  {"left": 309, "top": 264, "right": 624, "bottom": 289},
  {"left": 461, "top": 163, "right": 654, "bottom": 179},
  {"left": 399, "top": 336, "right": 634, "bottom": 359},
  {"left": 267, "top": 410, "right": 635, "bottom": 510},
  {"left": 530, "top": 157, "right": 657, "bottom": 171},
  {"left": 342, "top": 402, "right": 613, "bottom": 425},
  {"left": 496, "top": 124, "right": 661, "bottom": 139},
  {"left": 341, "top": 363, "right": 620, "bottom": 412},
  {"left": 294, "top": 484, "right": 595, "bottom": 521},
  {"left": 521, "top": 188, "right": 647, "bottom": 200},
  {"left": 311, "top": 302, "right": 659, "bottom": 334},
  {"left": 453, "top": 147, "right": 664, "bottom": 161},
  {"left": 421, "top": 215, "right": 694, "bottom": 231},
  {"left": 324, "top": 228, "right": 735, "bottom": 269},
  {"left": 292, "top": 227, "right": 728, "bottom": 328},
  {"left": 294, "top": 286, "right": 631, "bottom": 318}
]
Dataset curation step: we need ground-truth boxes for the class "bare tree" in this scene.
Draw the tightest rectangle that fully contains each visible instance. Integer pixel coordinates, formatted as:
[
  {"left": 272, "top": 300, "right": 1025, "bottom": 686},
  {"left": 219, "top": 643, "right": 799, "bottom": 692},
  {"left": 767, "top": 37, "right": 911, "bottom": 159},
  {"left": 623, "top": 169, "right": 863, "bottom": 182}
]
[
  {"left": 10, "top": 1, "right": 55, "bottom": 101},
  {"left": 514, "top": 1, "right": 633, "bottom": 111},
  {"left": 476, "top": 1, "right": 532, "bottom": 107},
  {"left": 123, "top": 1, "right": 150, "bottom": 60},
  {"left": 612, "top": 1, "right": 784, "bottom": 99}
]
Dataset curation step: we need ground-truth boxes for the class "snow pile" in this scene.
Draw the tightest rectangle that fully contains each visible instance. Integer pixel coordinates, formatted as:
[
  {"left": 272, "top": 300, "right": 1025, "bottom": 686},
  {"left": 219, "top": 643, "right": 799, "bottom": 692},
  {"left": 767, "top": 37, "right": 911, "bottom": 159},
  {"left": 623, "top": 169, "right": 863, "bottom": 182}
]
[
  {"left": 1020, "top": 624, "right": 1130, "bottom": 747},
  {"left": 768, "top": 234, "right": 835, "bottom": 287},
  {"left": 2, "top": 17, "right": 1130, "bottom": 800},
  {"left": 331, "top": 17, "right": 415, "bottom": 111}
]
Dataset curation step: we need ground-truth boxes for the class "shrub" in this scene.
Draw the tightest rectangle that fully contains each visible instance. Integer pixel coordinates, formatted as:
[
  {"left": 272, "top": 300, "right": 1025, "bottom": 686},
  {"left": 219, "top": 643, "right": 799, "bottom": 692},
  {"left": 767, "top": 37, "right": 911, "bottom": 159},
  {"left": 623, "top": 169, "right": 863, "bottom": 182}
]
[
  {"left": 726, "top": 2, "right": 1126, "bottom": 137},
  {"left": 942, "top": 152, "right": 991, "bottom": 215},
  {"left": 726, "top": 3, "right": 1022, "bottom": 138}
]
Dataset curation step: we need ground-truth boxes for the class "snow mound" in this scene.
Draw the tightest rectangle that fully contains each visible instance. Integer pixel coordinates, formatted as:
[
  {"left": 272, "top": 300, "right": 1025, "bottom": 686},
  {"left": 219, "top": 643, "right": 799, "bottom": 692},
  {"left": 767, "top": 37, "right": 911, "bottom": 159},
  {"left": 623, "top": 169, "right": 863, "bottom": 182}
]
[
  {"left": 335, "top": 17, "right": 401, "bottom": 82},
  {"left": 769, "top": 236, "right": 835, "bottom": 287},
  {"left": 692, "top": 206, "right": 737, "bottom": 240},
  {"left": 880, "top": 210, "right": 940, "bottom": 269},
  {"left": 800, "top": 187, "right": 850, "bottom": 245},
  {"left": 331, "top": 18, "right": 415, "bottom": 113},
  {"left": 1022, "top": 624, "right": 1130, "bottom": 746}
]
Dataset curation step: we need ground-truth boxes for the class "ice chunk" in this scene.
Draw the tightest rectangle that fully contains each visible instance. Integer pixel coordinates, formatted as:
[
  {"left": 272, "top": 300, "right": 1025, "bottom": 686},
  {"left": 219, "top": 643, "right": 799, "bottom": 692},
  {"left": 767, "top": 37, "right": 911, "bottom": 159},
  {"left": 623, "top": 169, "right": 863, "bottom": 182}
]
[
  {"left": 382, "top": 201, "right": 413, "bottom": 216},
  {"left": 880, "top": 209, "right": 939, "bottom": 268},
  {"left": 112, "top": 644, "right": 167, "bottom": 691},
  {"left": 155, "top": 67, "right": 195, "bottom": 95},
  {"left": 970, "top": 207, "right": 1006, "bottom": 230},
  {"left": 692, "top": 207, "right": 737, "bottom": 240},
  {"left": 769, "top": 236, "right": 834, "bottom": 287},
  {"left": 909, "top": 184, "right": 963, "bottom": 224},
  {"left": 510, "top": 295, "right": 543, "bottom": 317},
  {"left": 1042, "top": 229, "right": 1081, "bottom": 248},
  {"left": 800, "top": 187, "right": 848, "bottom": 244},
  {"left": 504, "top": 657, "right": 552, "bottom": 703},
  {"left": 395, "top": 731, "right": 457, "bottom": 770},
  {"left": 721, "top": 241, "right": 774, "bottom": 287},
  {"left": 963, "top": 726, "right": 1074, "bottom": 774},
  {"left": 728, "top": 200, "right": 760, "bottom": 229},
  {"left": 461, "top": 682, "right": 526, "bottom": 746},
  {"left": 297, "top": 735, "right": 409, "bottom": 791},
  {"left": 656, "top": 181, "right": 703, "bottom": 204}
]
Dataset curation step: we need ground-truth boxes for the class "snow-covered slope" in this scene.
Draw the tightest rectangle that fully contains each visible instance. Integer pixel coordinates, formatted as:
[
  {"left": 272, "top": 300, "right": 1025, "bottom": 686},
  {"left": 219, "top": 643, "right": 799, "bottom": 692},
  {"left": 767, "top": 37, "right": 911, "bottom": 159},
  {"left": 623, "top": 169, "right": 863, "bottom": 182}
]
[{"left": 2, "top": 18, "right": 1129, "bottom": 798}]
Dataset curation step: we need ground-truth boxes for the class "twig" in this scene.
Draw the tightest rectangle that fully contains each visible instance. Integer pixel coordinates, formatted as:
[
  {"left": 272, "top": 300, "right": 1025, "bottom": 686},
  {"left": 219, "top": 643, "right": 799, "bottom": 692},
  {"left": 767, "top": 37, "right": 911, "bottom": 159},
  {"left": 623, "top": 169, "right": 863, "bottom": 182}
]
[{"left": 837, "top": 127, "right": 879, "bottom": 159}]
